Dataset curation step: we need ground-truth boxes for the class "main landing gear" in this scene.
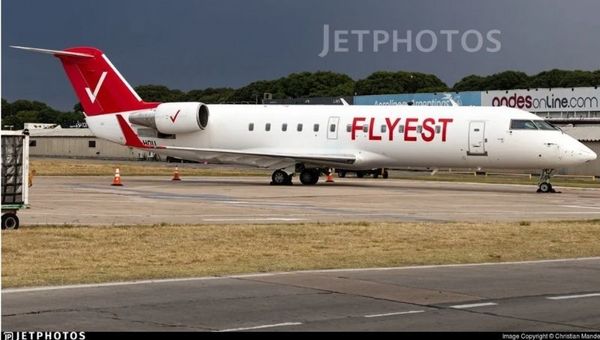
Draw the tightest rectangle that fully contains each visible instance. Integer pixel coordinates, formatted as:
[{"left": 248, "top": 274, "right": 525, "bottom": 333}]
[
  {"left": 271, "top": 169, "right": 293, "bottom": 185},
  {"left": 537, "top": 169, "right": 558, "bottom": 193},
  {"left": 270, "top": 166, "right": 322, "bottom": 185},
  {"left": 299, "top": 169, "right": 320, "bottom": 185}
]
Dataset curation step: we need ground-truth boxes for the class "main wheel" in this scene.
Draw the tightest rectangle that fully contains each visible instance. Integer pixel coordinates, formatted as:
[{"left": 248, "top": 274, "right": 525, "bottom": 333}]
[
  {"left": 2, "top": 213, "right": 19, "bottom": 230},
  {"left": 339, "top": 171, "right": 346, "bottom": 178},
  {"left": 383, "top": 170, "right": 389, "bottom": 179},
  {"left": 538, "top": 182, "right": 552, "bottom": 193},
  {"left": 300, "top": 169, "right": 319, "bottom": 185},
  {"left": 357, "top": 172, "right": 365, "bottom": 178},
  {"left": 271, "top": 170, "right": 291, "bottom": 185}
]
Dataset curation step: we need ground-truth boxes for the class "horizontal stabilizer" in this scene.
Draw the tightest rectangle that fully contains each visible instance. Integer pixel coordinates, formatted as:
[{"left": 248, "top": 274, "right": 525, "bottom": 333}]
[{"left": 10, "top": 46, "right": 94, "bottom": 58}]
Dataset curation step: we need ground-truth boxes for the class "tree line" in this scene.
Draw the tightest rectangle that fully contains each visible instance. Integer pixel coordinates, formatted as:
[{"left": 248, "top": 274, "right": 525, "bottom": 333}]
[{"left": 3, "top": 69, "right": 599, "bottom": 129}]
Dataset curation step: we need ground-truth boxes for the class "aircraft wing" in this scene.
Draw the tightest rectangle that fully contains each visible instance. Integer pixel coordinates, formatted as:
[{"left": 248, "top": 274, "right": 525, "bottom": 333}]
[
  {"left": 155, "top": 145, "right": 357, "bottom": 166},
  {"left": 115, "top": 114, "right": 356, "bottom": 167}
]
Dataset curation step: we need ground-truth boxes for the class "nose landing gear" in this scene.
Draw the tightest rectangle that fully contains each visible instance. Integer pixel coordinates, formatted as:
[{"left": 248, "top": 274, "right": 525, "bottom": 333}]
[{"left": 537, "top": 169, "right": 558, "bottom": 193}]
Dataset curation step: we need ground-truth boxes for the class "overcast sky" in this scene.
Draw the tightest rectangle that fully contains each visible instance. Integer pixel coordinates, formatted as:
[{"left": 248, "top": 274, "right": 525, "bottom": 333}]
[{"left": 2, "top": 0, "right": 600, "bottom": 111}]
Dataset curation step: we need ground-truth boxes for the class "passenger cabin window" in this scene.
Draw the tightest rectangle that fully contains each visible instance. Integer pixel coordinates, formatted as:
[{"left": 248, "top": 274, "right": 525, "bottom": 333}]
[
  {"left": 265, "top": 123, "right": 271, "bottom": 131},
  {"left": 398, "top": 125, "right": 405, "bottom": 133},
  {"left": 330, "top": 124, "right": 336, "bottom": 132},
  {"left": 435, "top": 126, "right": 441, "bottom": 134},
  {"left": 362, "top": 125, "right": 368, "bottom": 133},
  {"left": 297, "top": 123, "right": 303, "bottom": 132},
  {"left": 88, "top": 140, "right": 96, "bottom": 148},
  {"left": 282, "top": 123, "right": 288, "bottom": 131},
  {"left": 346, "top": 124, "right": 352, "bottom": 132},
  {"left": 313, "top": 124, "right": 319, "bottom": 132},
  {"left": 510, "top": 120, "right": 538, "bottom": 130},
  {"left": 248, "top": 123, "right": 254, "bottom": 131},
  {"left": 381, "top": 125, "right": 386, "bottom": 133},
  {"left": 416, "top": 126, "right": 423, "bottom": 133}
]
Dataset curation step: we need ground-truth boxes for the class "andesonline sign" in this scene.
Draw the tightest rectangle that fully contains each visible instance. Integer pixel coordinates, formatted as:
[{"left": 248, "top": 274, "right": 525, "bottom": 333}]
[{"left": 481, "top": 87, "right": 600, "bottom": 113}]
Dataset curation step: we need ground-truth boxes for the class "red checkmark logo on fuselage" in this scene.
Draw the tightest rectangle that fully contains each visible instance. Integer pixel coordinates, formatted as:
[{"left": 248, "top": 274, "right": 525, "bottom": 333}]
[{"left": 169, "top": 110, "right": 181, "bottom": 123}]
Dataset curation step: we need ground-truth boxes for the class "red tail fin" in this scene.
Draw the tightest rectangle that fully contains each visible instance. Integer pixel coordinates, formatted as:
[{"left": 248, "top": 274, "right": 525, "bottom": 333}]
[{"left": 11, "top": 46, "right": 158, "bottom": 115}]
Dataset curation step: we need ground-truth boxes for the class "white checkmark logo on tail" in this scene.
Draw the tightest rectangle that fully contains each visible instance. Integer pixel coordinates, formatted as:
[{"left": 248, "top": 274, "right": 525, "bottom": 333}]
[{"left": 85, "top": 71, "right": 107, "bottom": 103}]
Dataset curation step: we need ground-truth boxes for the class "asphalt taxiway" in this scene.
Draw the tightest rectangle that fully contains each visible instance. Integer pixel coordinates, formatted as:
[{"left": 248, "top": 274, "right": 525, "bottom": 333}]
[
  {"left": 19, "top": 176, "right": 600, "bottom": 225},
  {"left": 3, "top": 258, "right": 600, "bottom": 331}
]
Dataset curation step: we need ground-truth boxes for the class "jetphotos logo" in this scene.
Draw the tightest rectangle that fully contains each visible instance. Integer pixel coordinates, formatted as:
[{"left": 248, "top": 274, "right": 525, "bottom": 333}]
[{"left": 319, "top": 24, "right": 501, "bottom": 57}]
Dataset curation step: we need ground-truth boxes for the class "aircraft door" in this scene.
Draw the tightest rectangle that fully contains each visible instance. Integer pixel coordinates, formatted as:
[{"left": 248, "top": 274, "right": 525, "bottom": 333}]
[
  {"left": 327, "top": 116, "right": 340, "bottom": 140},
  {"left": 468, "top": 121, "right": 488, "bottom": 156}
]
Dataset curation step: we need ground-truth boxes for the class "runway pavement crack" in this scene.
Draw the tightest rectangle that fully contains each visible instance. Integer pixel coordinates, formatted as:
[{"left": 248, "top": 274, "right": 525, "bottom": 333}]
[
  {"left": 436, "top": 306, "right": 600, "bottom": 331},
  {"left": 94, "top": 310, "right": 216, "bottom": 331},
  {"left": 3, "top": 308, "right": 83, "bottom": 317},
  {"left": 235, "top": 276, "right": 442, "bottom": 310}
]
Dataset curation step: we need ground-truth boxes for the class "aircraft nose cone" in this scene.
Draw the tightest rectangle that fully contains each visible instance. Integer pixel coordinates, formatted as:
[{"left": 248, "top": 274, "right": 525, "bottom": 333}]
[
  {"left": 574, "top": 146, "right": 597, "bottom": 163},
  {"left": 583, "top": 149, "right": 597, "bottom": 162}
]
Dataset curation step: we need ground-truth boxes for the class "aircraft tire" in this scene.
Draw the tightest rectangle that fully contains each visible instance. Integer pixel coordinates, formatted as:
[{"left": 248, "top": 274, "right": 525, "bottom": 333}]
[
  {"left": 271, "top": 170, "right": 290, "bottom": 185},
  {"left": 300, "top": 169, "right": 319, "bottom": 185},
  {"left": 538, "top": 182, "right": 552, "bottom": 193}
]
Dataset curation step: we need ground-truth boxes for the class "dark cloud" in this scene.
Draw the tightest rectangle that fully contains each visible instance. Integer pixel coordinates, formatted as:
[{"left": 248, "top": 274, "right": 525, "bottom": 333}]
[{"left": 3, "top": 0, "right": 599, "bottom": 110}]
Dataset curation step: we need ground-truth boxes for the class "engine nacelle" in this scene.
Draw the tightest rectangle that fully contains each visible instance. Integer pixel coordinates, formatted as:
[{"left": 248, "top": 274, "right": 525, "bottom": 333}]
[{"left": 129, "top": 102, "right": 209, "bottom": 135}]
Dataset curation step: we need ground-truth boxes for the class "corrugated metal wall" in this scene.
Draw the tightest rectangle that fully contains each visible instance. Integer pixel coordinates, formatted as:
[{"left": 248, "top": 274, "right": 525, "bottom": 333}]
[{"left": 29, "top": 137, "right": 151, "bottom": 160}]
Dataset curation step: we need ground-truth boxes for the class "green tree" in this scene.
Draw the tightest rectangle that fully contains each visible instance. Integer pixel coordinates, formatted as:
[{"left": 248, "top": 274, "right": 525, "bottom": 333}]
[
  {"left": 452, "top": 75, "right": 486, "bottom": 91},
  {"left": 55, "top": 111, "right": 85, "bottom": 127},
  {"left": 354, "top": 71, "right": 447, "bottom": 95},
  {"left": 483, "top": 71, "right": 529, "bottom": 90},
  {"left": 184, "top": 88, "right": 235, "bottom": 103},
  {"left": 135, "top": 85, "right": 185, "bottom": 102},
  {"left": 527, "top": 69, "right": 572, "bottom": 88}
]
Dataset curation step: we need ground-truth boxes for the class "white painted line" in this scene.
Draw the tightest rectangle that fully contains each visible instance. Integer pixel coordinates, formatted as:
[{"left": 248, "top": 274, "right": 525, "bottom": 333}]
[
  {"left": 218, "top": 322, "right": 302, "bottom": 332},
  {"left": 364, "top": 310, "right": 425, "bottom": 318},
  {"left": 202, "top": 218, "right": 306, "bottom": 222},
  {"left": 561, "top": 205, "right": 600, "bottom": 210},
  {"left": 450, "top": 302, "right": 498, "bottom": 309},
  {"left": 4, "top": 257, "right": 599, "bottom": 294},
  {"left": 547, "top": 293, "right": 600, "bottom": 300}
]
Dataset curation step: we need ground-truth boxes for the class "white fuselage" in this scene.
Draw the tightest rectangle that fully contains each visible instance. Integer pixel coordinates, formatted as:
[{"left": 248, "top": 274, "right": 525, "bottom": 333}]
[{"left": 87, "top": 104, "right": 596, "bottom": 170}]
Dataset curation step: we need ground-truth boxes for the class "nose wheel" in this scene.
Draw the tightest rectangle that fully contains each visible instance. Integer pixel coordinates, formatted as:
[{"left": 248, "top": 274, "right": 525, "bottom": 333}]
[{"left": 537, "top": 169, "right": 557, "bottom": 193}]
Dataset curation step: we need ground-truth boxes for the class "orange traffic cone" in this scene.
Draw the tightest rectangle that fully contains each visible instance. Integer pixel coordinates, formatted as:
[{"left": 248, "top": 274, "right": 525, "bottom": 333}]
[
  {"left": 172, "top": 166, "right": 181, "bottom": 181},
  {"left": 326, "top": 169, "right": 335, "bottom": 183},
  {"left": 111, "top": 168, "right": 123, "bottom": 186}
]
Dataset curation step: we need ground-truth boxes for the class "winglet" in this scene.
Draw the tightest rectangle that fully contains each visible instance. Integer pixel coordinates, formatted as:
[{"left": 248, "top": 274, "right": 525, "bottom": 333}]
[
  {"left": 115, "top": 114, "right": 149, "bottom": 149},
  {"left": 340, "top": 98, "right": 350, "bottom": 106}
]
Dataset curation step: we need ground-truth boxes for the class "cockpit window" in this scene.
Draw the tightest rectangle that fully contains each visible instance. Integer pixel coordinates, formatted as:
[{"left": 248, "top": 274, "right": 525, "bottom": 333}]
[
  {"left": 510, "top": 120, "right": 538, "bottom": 130},
  {"left": 532, "top": 120, "right": 559, "bottom": 130}
]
